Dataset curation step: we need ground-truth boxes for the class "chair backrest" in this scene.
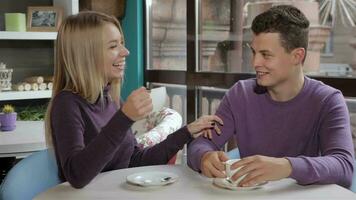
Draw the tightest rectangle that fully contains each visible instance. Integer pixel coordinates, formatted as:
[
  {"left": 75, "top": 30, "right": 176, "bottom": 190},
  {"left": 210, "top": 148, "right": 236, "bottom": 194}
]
[
  {"left": 134, "top": 107, "right": 182, "bottom": 147},
  {"left": 133, "top": 107, "right": 182, "bottom": 164},
  {"left": 0, "top": 149, "right": 62, "bottom": 200}
]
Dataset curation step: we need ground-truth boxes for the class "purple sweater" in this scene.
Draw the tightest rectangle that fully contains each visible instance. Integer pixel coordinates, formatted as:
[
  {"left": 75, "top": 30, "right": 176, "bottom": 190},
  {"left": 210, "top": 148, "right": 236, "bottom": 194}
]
[
  {"left": 51, "top": 88, "right": 192, "bottom": 188},
  {"left": 188, "top": 77, "right": 355, "bottom": 187}
]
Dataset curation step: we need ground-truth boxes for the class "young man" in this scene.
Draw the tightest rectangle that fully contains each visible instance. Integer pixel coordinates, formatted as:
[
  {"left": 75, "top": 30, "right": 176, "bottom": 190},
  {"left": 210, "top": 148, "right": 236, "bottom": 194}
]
[{"left": 187, "top": 5, "right": 355, "bottom": 188}]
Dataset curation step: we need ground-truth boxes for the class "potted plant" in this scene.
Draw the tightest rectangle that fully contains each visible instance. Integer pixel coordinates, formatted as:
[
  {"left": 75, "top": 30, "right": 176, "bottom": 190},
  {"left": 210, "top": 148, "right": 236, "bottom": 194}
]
[{"left": 0, "top": 104, "right": 17, "bottom": 131}]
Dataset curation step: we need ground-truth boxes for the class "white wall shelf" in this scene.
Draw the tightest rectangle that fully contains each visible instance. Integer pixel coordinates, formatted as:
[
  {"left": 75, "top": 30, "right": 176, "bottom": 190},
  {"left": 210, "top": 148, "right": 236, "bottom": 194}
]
[
  {"left": 0, "top": 121, "right": 45, "bottom": 158},
  {"left": 0, "top": 31, "right": 57, "bottom": 40},
  {"left": 0, "top": 90, "right": 52, "bottom": 101}
]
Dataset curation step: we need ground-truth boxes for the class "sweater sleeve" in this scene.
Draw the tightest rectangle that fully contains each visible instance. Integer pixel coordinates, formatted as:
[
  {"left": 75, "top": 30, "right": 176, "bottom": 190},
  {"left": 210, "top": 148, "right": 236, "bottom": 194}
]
[
  {"left": 286, "top": 92, "right": 355, "bottom": 188},
  {"left": 129, "top": 126, "right": 193, "bottom": 167},
  {"left": 187, "top": 92, "right": 237, "bottom": 171},
  {"left": 51, "top": 96, "right": 134, "bottom": 188}
]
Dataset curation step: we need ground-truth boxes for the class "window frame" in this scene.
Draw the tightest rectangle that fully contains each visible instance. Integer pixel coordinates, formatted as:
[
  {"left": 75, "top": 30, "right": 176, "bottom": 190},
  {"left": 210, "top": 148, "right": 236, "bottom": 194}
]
[{"left": 144, "top": 0, "right": 356, "bottom": 123}]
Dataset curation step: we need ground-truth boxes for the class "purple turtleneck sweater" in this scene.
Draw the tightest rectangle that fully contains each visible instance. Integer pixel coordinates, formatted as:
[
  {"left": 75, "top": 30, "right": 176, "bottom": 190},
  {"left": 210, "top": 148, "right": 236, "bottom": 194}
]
[
  {"left": 51, "top": 88, "right": 192, "bottom": 188},
  {"left": 188, "top": 77, "right": 355, "bottom": 188}
]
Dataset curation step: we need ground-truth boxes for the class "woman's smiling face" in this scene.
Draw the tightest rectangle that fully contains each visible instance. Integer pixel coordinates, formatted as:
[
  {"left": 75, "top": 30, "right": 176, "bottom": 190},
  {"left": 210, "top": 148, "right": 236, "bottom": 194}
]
[{"left": 103, "top": 23, "right": 129, "bottom": 82}]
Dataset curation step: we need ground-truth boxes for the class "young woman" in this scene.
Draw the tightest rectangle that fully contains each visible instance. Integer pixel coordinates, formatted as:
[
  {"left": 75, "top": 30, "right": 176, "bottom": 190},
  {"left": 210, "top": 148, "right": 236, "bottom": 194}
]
[{"left": 45, "top": 11, "right": 222, "bottom": 188}]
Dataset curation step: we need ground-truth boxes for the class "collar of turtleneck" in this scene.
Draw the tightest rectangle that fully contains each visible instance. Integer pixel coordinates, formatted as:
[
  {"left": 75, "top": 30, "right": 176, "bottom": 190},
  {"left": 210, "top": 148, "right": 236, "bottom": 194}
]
[
  {"left": 93, "top": 84, "right": 112, "bottom": 105},
  {"left": 103, "top": 84, "right": 111, "bottom": 96}
]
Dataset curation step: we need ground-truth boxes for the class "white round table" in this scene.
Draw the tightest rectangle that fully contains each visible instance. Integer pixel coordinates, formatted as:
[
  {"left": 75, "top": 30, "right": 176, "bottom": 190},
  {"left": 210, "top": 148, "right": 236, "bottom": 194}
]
[{"left": 35, "top": 165, "right": 356, "bottom": 200}]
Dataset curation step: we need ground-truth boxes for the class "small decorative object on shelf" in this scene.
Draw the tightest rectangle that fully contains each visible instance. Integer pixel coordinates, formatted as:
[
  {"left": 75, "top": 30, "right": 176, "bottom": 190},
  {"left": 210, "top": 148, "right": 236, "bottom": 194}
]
[
  {"left": 5, "top": 13, "right": 26, "bottom": 32},
  {"left": 0, "top": 104, "right": 17, "bottom": 131},
  {"left": 0, "top": 62, "right": 13, "bottom": 91},
  {"left": 12, "top": 75, "right": 51, "bottom": 91},
  {"left": 27, "top": 6, "right": 63, "bottom": 32}
]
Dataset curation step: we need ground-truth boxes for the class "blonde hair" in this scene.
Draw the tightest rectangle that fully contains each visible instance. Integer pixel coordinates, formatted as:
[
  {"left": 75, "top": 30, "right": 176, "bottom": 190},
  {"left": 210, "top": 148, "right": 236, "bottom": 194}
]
[{"left": 45, "top": 11, "right": 124, "bottom": 147}]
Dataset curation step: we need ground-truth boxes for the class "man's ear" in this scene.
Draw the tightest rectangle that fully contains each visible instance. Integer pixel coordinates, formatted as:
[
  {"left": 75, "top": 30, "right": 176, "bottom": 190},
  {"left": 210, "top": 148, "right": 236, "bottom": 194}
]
[{"left": 291, "top": 48, "right": 306, "bottom": 65}]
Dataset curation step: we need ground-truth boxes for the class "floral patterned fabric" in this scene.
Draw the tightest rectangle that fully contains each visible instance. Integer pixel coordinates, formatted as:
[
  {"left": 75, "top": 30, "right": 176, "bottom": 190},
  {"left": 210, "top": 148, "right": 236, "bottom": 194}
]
[{"left": 132, "top": 107, "right": 183, "bottom": 148}]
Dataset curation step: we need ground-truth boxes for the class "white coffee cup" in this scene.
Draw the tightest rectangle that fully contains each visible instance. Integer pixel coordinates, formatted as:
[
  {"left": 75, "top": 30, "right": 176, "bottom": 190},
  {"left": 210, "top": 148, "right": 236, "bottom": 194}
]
[
  {"left": 149, "top": 87, "right": 166, "bottom": 112},
  {"left": 225, "top": 159, "right": 247, "bottom": 186}
]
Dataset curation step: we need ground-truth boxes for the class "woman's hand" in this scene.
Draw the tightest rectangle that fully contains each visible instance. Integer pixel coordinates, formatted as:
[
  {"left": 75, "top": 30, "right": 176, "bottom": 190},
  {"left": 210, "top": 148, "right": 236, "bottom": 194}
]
[
  {"left": 187, "top": 115, "right": 223, "bottom": 139},
  {"left": 122, "top": 87, "right": 153, "bottom": 121}
]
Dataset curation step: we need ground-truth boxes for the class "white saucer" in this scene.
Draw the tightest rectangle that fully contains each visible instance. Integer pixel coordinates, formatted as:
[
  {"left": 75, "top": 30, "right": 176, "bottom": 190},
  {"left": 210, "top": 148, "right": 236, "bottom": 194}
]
[
  {"left": 126, "top": 171, "right": 178, "bottom": 187},
  {"left": 213, "top": 178, "right": 268, "bottom": 191}
]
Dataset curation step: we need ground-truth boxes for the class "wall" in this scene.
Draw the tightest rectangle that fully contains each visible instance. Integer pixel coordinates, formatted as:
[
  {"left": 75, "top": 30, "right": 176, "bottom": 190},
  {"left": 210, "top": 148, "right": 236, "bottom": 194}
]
[{"left": 121, "top": 0, "right": 144, "bottom": 100}]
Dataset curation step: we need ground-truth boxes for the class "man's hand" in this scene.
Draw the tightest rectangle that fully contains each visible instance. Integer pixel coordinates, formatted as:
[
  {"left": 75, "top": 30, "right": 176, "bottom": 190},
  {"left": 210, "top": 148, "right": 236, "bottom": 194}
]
[
  {"left": 200, "top": 151, "right": 229, "bottom": 178},
  {"left": 230, "top": 155, "right": 292, "bottom": 187}
]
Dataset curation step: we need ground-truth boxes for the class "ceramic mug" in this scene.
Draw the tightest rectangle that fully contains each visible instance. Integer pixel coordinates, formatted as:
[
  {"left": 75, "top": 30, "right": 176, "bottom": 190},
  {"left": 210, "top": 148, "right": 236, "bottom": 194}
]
[{"left": 225, "top": 159, "right": 247, "bottom": 186}]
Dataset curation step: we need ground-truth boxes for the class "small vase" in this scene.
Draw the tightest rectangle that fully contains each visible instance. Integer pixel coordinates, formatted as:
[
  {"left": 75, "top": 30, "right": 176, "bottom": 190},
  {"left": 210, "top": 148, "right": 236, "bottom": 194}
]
[{"left": 0, "top": 112, "right": 17, "bottom": 131}]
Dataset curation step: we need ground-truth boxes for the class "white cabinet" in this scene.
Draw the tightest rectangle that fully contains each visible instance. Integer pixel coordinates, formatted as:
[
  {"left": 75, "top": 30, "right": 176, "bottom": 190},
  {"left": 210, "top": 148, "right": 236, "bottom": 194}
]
[{"left": 0, "top": 0, "right": 79, "bottom": 101}]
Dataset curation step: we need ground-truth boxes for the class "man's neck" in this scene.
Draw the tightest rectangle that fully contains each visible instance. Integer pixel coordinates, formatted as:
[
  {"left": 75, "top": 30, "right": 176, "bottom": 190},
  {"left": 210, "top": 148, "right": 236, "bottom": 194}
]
[{"left": 268, "top": 73, "right": 305, "bottom": 102}]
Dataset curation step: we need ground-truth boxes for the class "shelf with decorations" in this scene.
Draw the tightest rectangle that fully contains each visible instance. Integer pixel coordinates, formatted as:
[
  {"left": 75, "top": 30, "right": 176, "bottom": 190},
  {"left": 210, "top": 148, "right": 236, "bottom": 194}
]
[{"left": 0, "top": 0, "right": 78, "bottom": 102}]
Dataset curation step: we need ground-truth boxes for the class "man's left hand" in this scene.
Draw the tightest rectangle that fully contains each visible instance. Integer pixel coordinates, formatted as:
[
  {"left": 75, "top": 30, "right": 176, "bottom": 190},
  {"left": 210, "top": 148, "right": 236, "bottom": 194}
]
[{"left": 230, "top": 155, "right": 292, "bottom": 187}]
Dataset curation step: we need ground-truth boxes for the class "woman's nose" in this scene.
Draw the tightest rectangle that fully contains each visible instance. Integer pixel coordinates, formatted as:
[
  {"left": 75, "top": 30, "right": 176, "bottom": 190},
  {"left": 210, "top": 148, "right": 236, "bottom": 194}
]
[{"left": 120, "top": 46, "right": 130, "bottom": 57}]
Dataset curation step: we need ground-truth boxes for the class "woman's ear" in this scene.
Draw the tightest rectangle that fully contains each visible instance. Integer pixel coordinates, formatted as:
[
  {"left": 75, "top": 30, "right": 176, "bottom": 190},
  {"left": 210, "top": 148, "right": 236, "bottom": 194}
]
[{"left": 291, "top": 48, "right": 306, "bottom": 65}]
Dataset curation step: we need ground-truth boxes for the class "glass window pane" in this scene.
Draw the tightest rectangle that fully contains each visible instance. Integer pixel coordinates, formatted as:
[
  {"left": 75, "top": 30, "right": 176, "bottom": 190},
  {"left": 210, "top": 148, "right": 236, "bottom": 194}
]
[
  {"left": 198, "top": 0, "right": 356, "bottom": 78},
  {"left": 146, "top": 0, "right": 187, "bottom": 70},
  {"left": 199, "top": 0, "right": 245, "bottom": 73}
]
